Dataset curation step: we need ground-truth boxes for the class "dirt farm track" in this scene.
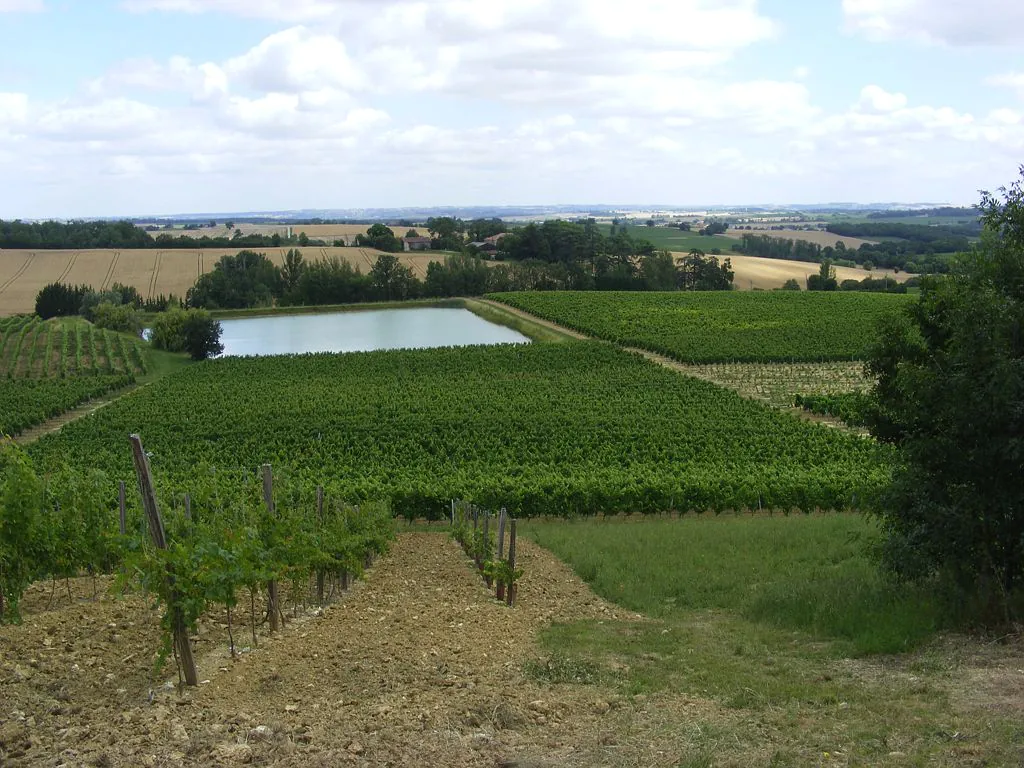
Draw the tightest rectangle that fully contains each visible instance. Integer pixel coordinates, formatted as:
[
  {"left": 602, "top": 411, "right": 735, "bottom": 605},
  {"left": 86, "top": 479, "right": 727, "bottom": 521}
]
[{"left": 0, "top": 247, "right": 428, "bottom": 316}]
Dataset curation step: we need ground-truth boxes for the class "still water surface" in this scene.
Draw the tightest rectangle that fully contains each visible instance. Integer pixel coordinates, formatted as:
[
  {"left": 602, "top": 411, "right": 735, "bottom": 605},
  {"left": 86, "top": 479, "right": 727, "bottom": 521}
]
[{"left": 217, "top": 307, "right": 530, "bottom": 357}]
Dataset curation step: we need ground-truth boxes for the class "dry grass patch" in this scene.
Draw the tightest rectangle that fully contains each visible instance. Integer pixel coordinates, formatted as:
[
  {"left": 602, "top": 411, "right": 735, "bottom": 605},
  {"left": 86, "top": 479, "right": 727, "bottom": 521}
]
[
  {"left": 679, "top": 361, "right": 869, "bottom": 408},
  {"left": 726, "top": 228, "right": 877, "bottom": 249},
  {"left": 718, "top": 254, "right": 908, "bottom": 291}
]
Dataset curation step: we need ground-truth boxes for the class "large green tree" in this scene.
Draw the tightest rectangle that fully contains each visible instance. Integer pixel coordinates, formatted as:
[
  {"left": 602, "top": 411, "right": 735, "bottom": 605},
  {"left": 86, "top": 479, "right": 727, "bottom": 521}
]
[
  {"left": 866, "top": 169, "right": 1024, "bottom": 618},
  {"left": 426, "top": 217, "right": 465, "bottom": 251},
  {"left": 370, "top": 255, "right": 417, "bottom": 301},
  {"left": 357, "top": 224, "right": 402, "bottom": 253},
  {"left": 186, "top": 250, "right": 282, "bottom": 309}
]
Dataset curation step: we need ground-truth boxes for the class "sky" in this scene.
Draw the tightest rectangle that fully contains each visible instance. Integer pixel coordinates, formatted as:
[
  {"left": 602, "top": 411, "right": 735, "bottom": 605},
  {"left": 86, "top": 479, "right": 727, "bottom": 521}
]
[{"left": 1, "top": 0, "right": 1023, "bottom": 218}]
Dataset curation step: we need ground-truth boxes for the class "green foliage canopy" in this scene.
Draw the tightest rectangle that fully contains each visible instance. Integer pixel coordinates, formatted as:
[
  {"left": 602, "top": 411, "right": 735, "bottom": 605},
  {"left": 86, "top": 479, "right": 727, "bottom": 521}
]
[{"left": 865, "top": 170, "right": 1024, "bottom": 615}]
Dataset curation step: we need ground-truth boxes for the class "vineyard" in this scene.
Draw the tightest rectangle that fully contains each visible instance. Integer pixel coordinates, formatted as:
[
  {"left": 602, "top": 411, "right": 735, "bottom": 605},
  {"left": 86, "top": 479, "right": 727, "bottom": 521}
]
[
  {"left": 27, "top": 342, "right": 891, "bottom": 519},
  {"left": 0, "top": 315, "right": 147, "bottom": 436},
  {"left": 489, "top": 291, "right": 913, "bottom": 363},
  {"left": 679, "top": 361, "right": 869, "bottom": 408},
  {"left": 0, "top": 439, "right": 395, "bottom": 684},
  {"left": 794, "top": 392, "right": 873, "bottom": 427}
]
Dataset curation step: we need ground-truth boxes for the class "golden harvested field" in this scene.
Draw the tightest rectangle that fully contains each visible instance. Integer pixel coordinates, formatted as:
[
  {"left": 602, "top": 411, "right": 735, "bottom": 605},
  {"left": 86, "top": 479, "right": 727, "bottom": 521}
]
[
  {"left": 0, "top": 247, "right": 909, "bottom": 315},
  {"left": 725, "top": 228, "right": 876, "bottom": 249},
  {"left": 0, "top": 247, "right": 426, "bottom": 315},
  {"left": 696, "top": 253, "right": 910, "bottom": 291},
  {"left": 140, "top": 223, "right": 426, "bottom": 243}
]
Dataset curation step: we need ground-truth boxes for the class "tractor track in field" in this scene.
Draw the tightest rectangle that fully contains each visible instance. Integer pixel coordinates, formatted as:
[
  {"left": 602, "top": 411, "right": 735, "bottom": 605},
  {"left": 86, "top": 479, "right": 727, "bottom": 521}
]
[
  {"left": 100, "top": 251, "right": 121, "bottom": 290},
  {"left": 0, "top": 252, "right": 35, "bottom": 297},
  {"left": 148, "top": 251, "right": 163, "bottom": 300},
  {"left": 360, "top": 248, "right": 377, "bottom": 271},
  {"left": 54, "top": 250, "right": 80, "bottom": 285}
]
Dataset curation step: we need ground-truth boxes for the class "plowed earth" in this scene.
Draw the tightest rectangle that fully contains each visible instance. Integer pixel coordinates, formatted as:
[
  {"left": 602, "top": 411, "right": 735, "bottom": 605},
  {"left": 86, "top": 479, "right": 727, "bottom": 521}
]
[{"left": 0, "top": 533, "right": 714, "bottom": 767}]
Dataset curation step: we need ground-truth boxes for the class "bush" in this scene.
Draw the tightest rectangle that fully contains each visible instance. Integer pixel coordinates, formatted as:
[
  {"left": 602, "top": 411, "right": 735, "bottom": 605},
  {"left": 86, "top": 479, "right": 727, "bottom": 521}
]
[
  {"left": 151, "top": 308, "right": 222, "bottom": 359},
  {"left": 150, "top": 308, "right": 189, "bottom": 353},
  {"left": 79, "top": 289, "right": 124, "bottom": 322},
  {"left": 35, "top": 282, "right": 89, "bottom": 319},
  {"left": 92, "top": 302, "right": 141, "bottom": 334},
  {"left": 181, "top": 310, "right": 224, "bottom": 361}
]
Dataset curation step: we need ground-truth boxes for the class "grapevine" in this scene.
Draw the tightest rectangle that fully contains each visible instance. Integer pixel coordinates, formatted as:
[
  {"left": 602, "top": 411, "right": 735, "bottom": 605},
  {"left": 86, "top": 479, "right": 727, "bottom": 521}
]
[{"left": 489, "top": 291, "right": 914, "bottom": 363}]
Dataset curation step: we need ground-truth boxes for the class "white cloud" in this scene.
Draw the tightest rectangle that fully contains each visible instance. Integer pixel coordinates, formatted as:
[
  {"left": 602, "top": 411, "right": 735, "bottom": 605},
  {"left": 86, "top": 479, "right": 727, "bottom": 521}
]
[
  {"left": 988, "top": 72, "right": 1024, "bottom": 99},
  {"left": 4, "top": 0, "right": 1024, "bottom": 214},
  {"left": 859, "top": 85, "right": 908, "bottom": 112},
  {"left": 0, "top": 0, "right": 43, "bottom": 11},
  {"left": 108, "top": 155, "right": 148, "bottom": 177},
  {"left": 0, "top": 92, "right": 29, "bottom": 124},
  {"left": 843, "top": 0, "right": 1024, "bottom": 45},
  {"left": 90, "top": 56, "right": 228, "bottom": 102},
  {"left": 35, "top": 98, "right": 162, "bottom": 141},
  {"left": 120, "top": 0, "right": 339, "bottom": 21},
  {"left": 225, "top": 27, "right": 366, "bottom": 94}
]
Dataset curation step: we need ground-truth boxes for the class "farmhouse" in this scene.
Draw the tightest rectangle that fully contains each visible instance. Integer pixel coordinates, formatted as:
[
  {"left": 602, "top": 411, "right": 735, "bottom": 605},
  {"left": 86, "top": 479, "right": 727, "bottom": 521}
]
[
  {"left": 484, "top": 233, "right": 507, "bottom": 246},
  {"left": 468, "top": 241, "right": 497, "bottom": 252},
  {"left": 403, "top": 236, "right": 432, "bottom": 251}
]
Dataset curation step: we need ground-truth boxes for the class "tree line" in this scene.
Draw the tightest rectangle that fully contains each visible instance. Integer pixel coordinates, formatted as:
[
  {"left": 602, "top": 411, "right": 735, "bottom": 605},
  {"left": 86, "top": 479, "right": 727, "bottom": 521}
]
[
  {"left": 184, "top": 244, "right": 734, "bottom": 311},
  {"left": 0, "top": 217, "right": 510, "bottom": 252},
  {"left": 0, "top": 219, "right": 300, "bottom": 250},
  {"left": 734, "top": 231, "right": 959, "bottom": 274}
]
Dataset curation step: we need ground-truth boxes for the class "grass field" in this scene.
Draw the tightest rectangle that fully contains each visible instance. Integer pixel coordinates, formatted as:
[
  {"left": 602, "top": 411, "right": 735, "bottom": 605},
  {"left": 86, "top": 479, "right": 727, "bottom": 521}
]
[
  {"left": 522, "top": 516, "right": 1022, "bottom": 765},
  {"left": 526, "top": 515, "right": 938, "bottom": 653},
  {"left": 0, "top": 246, "right": 428, "bottom": 316},
  {"left": 492, "top": 291, "right": 914, "bottom": 363}
]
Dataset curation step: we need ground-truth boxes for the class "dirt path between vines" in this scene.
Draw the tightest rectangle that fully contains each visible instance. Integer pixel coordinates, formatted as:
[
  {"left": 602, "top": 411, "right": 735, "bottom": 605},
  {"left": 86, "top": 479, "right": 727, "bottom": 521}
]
[
  {"left": 473, "top": 299, "right": 590, "bottom": 341},
  {"left": 1, "top": 533, "right": 723, "bottom": 767},
  {"left": 12, "top": 382, "right": 148, "bottom": 445},
  {"left": 480, "top": 299, "right": 852, "bottom": 430}
]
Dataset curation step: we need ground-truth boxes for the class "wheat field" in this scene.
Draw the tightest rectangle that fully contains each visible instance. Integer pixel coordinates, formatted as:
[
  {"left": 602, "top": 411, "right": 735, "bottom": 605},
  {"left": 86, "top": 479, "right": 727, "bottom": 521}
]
[
  {"left": 0, "top": 247, "right": 909, "bottom": 316},
  {"left": 0, "top": 247, "right": 423, "bottom": 316},
  {"left": 717, "top": 254, "right": 909, "bottom": 291}
]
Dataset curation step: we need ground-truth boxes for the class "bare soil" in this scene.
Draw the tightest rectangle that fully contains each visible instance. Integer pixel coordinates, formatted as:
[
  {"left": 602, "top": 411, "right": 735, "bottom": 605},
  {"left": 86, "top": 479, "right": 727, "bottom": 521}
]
[{"left": 0, "top": 532, "right": 721, "bottom": 768}]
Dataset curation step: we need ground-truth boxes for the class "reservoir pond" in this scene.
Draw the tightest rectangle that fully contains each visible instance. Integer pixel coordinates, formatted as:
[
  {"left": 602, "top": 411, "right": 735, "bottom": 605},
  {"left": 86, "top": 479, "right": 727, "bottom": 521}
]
[{"left": 216, "top": 307, "right": 530, "bottom": 357}]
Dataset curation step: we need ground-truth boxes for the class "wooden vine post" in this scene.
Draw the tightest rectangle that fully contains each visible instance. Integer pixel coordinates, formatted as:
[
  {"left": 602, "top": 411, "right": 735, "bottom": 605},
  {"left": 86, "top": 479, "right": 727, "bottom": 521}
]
[
  {"left": 316, "top": 485, "right": 325, "bottom": 607},
  {"left": 118, "top": 480, "right": 126, "bottom": 536},
  {"left": 262, "top": 464, "right": 279, "bottom": 632},
  {"left": 482, "top": 511, "right": 492, "bottom": 585},
  {"left": 496, "top": 508, "right": 507, "bottom": 602},
  {"left": 507, "top": 519, "right": 518, "bottom": 607},
  {"left": 129, "top": 435, "right": 198, "bottom": 687}
]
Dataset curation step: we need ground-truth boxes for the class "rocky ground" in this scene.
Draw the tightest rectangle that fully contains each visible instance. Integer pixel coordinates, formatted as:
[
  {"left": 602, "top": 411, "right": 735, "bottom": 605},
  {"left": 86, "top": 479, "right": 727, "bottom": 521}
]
[{"left": 1, "top": 532, "right": 713, "bottom": 767}]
